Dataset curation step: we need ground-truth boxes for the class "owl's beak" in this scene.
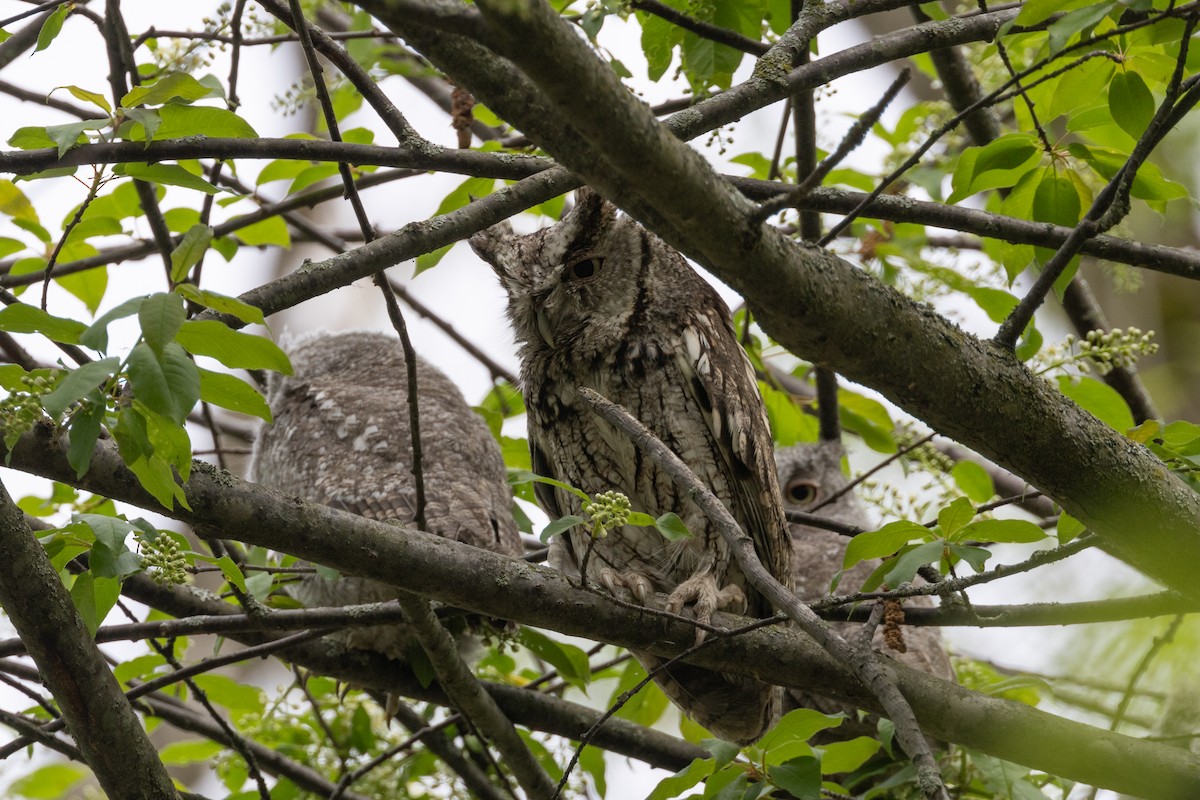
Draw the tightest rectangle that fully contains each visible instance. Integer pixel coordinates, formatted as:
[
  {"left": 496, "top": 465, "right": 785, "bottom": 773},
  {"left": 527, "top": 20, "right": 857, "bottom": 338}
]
[{"left": 535, "top": 308, "right": 555, "bottom": 348}]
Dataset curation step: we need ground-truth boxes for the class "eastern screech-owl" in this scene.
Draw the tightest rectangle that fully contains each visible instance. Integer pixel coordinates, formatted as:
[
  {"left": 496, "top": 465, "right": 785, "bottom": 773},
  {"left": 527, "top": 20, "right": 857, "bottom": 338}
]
[
  {"left": 471, "top": 188, "right": 791, "bottom": 745},
  {"left": 249, "top": 331, "right": 521, "bottom": 660},
  {"left": 776, "top": 440, "right": 953, "bottom": 735}
]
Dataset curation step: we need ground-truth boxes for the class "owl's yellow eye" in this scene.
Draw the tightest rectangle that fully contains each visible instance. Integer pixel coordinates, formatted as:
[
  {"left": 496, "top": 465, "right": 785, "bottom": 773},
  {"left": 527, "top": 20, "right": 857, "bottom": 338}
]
[
  {"left": 785, "top": 480, "right": 819, "bottom": 506},
  {"left": 566, "top": 256, "right": 602, "bottom": 281}
]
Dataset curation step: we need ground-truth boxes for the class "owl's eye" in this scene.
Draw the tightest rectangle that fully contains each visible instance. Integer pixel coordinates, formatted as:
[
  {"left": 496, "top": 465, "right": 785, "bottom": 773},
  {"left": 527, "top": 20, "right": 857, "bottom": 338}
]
[
  {"left": 565, "top": 256, "right": 602, "bottom": 282},
  {"left": 785, "top": 479, "right": 819, "bottom": 506}
]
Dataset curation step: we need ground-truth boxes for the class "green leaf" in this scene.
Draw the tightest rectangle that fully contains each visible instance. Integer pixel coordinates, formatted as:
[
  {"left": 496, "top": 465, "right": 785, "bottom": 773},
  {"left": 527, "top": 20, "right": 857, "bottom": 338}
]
[
  {"left": 820, "top": 736, "right": 882, "bottom": 773},
  {"left": 948, "top": 135, "right": 1040, "bottom": 203},
  {"left": 126, "top": 341, "right": 201, "bottom": 425},
  {"left": 7, "top": 763, "right": 87, "bottom": 798},
  {"left": 1056, "top": 375, "right": 1135, "bottom": 432},
  {"left": 1014, "top": 0, "right": 1094, "bottom": 26},
  {"left": 41, "top": 357, "right": 119, "bottom": 418},
  {"left": 174, "top": 284, "right": 264, "bottom": 324},
  {"left": 947, "top": 542, "right": 992, "bottom": 572},
  {"left": 843, "top": 521, "right": 929, "bottom": 570},
  {"left": 34, "top": 2, "right": 71, "bottom": 53},
  {"left": 1057, "top": 513, "right": 1086, "bottom": 544},
  {"left": 80, "top": 295, "right": 146, "bottom": 351},
  {"left": 169, "top": 224, "right": 214, "bottom": 283},
  {"left": 158, "top": 739, "right": 224, "bottom": 765},
  {"left": 139, "top": 105, "right": 258, "bottom": 140},
  {"left": 882, "top": 539, "right": 946, "bottom": 587},
  {"left": 175, "top": 320, "right": 292, "bottom": 373},
  {"left": 54, "top": 257, "right": 107, "bottom": 315},
  {"left": 45, "top": 119, "right": 109, "bottom": 158},
  {"left": 767, "top": 756, "right": 820, "bottom": 799},
  {"left": 757, "top": 707, "right": 843, "bottom": 751},
  {"left": 114, "top": 162, "right": 219, "bottom": 195},
  {"left": 951, "top": 461, "right": 995, "bottom": 503},
  {"left": 70, "top": 572, "right": 121, "bottom": 634},
  {"left": 127, "top": 452, "right": 189, "bottom": 510},
  {"left": 0, "top": 179, "right": 39, "bottom": 221},
  {"left": 67, "top": 393, "right": 105, "bottom": 478},
  {"left": 232, "top": 215, "right": 289, "bottom": 247},
  {"left": 654, "top": 512, "right": 692, "bottom": 541},
  {"left": 517, "top": 627, "right": 592, "bottom": 689},
  {"left": 80, "top": 514, "right": 142, "bottom": 579},
  {"left": 646, "top": 758, "right": 714, "bottom": 800},
  {"left": 960, "top": 518, "right": 1048, "bottom": 544},
  {"left": 198, "top": 368, "right": 271, "bottom": 421},
  {"left": 761, "top": 380, "right": 819, "bottom": 446},
  {"left": 59, "top": 85, "right": 112, "bottom": 114},
  {"left": 0, "top": 304, "right": 86, "bottom": 343},
  {"left": 937, "top": 497, "right": 976, "bottom": 539},
  {"left": 191, "top": 674, "right": 264, "bottom": 713},
  {"left": 540, "top": 514, "right": 586, "bottom": 542},
  {"left": 122, "top": 72, "right": 219, "bottom": 108},
  {"left": 212, "top": 555, "right": 247, "bottom": 594},
  {"left": 1109, "top": 70, "right": 1155, "bottom": 140},
  {"left": 139, "top": 292, "right": 186, "bottom": 355},
  {"left": 506, "top": 469, "right": 590, "bottom": 501}
]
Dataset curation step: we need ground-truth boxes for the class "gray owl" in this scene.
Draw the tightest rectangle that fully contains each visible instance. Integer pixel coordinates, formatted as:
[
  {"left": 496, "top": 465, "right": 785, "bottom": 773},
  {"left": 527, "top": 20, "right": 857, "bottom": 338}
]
[
  {"left": 775, "top": 441, "right": 954, "bottom": 737},
  {"left": 249, "top": 331, "right": 522, "bottom": 660},
  {"left": 471, "top": 188, "right": 792, "bottom": 746}
]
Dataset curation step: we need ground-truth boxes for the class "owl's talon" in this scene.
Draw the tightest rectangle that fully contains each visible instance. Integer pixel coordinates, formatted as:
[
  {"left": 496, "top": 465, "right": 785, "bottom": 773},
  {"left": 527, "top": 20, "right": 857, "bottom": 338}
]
[{"left": 599, "top": 568, "right": 654, "bottom": 605}]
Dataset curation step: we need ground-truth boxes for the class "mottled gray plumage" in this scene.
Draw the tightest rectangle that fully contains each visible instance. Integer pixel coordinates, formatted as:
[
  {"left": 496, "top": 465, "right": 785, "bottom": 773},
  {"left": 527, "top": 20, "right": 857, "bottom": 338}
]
[
  {"left": 249, "top": 331, "right": 521, "bottom": 660},
  {"left": 472, "top": 189, "right": 791, "bottom": 745},
  {"left": 775, "top": 441, "right": 954, "bottom": 735}
]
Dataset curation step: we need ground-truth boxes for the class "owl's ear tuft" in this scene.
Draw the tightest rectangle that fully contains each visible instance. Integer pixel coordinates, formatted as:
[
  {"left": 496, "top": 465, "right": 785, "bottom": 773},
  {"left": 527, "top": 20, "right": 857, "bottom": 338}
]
[
  {"left": 469, "top": 220, "right": 515, "bottom": 264},
  {"left": 570, "top": 186, "right": 616, "bottom": 227}
]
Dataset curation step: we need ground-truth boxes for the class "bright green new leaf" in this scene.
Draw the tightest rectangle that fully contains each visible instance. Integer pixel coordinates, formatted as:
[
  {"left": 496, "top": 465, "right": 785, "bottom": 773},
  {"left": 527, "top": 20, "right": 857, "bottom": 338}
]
[
  {"left": 883, "top": 539, "right": 946, "bottom": 587},
  {"left": 960, "top": 518, "right": 1048, "bottom": 544},
  {"left": 231, "top": 215, "right": 289, "bottom": 247},
  {"left": 115, "top": 162, "right": 220, "bottom": 195},
  {"left": 40, "top": 357, "right": 118, "bottom": 418},
  {"left": 60, "top": 85, "right": 112, "bottom": 114},
  {"left": 34, "top": 2, "right": 70, "bottom": 53},
  {"left": 655, "top": 512, "right": 692, "bottom": 541},
  {"left": 198, "top": 367, "right": 271, "bottom": 421},
  {"left": 0, "top": 179, "right": 39, "bottom": 221},
  {"left": 843, "top": 520, "right": 929, "bottom": 570},
  {"left": 937, "top": 496, "right": 976, "bottom": 539},
  {"left": 127, "top": 452, "right": 190, "bottom": 510},
  {"left": 0, "top": 304, "right": 86, "bottom": 343},
  {"left": 821, "top": 736, "right": 882, "bottom": 773},
  {"left": 139, "top": 292, "right": 186, "bottom": 355},
  {"left": 540, "top": 514, "right": 586, "bottom": 542},
  {"left": 951, "top": 461, "right": 995, "bottom": 503},
  {"left": 1057, "top": 513, "right": 1087, "bottom": 544},
  {"left": 126, "top": 341, "right": 201, "bottom": 425},
  {"left": 45, "top": 119, "right": 109, "bottom": 158},
  {"left": 122, "top": 72, "right": 218, "bottom": 108},
  {"left": 1056, "top": 375, "right": 1135, "bottom": 432},
  {"left": 757, "top": 708, "right": 843, "bottom": 752},
  {"left": 645, "top": 757, "right": 714, "bottom": 800},
  {"left": 6, "top": 763, "right": 87, "bottom": 799},
  {"left": 143, "top": 105, "right": 258, "bottom": 140},
  {"left": 170, "top": 224, "right": 214, "bottom": 283},
  {"left": 175, "top": 320, "right": 292, "bottom": 373},
  {"left": 70, "top": 572, "right": 121, "bottom": 634}
]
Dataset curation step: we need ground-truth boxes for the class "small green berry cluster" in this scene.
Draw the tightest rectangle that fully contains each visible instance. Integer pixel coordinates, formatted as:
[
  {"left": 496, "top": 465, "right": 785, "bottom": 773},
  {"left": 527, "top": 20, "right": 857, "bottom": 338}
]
[
  {"left": 581, "top": 490, "right": 631, "bottom": 539},
  {"left": 1074, "top": 327, "right": 1158, "bottom": 376},
  {"left": 139, "top": 534, "right": 188, "bottom": 585},
  {"left": 0, "top": 374, "right": 53, "bottom": 447}
]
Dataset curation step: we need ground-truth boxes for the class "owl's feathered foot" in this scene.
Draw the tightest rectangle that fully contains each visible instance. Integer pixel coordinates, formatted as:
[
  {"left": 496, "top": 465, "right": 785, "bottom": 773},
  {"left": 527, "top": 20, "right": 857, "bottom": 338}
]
[{"left": 666, "top": 574, "right": 747, "bottom": 644}]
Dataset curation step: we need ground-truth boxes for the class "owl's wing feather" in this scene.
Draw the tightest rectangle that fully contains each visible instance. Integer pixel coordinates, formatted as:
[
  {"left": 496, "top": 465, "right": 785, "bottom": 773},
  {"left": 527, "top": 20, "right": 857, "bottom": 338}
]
[{"left": 678, "top": 312, "right": 792, "bottom": 603}]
